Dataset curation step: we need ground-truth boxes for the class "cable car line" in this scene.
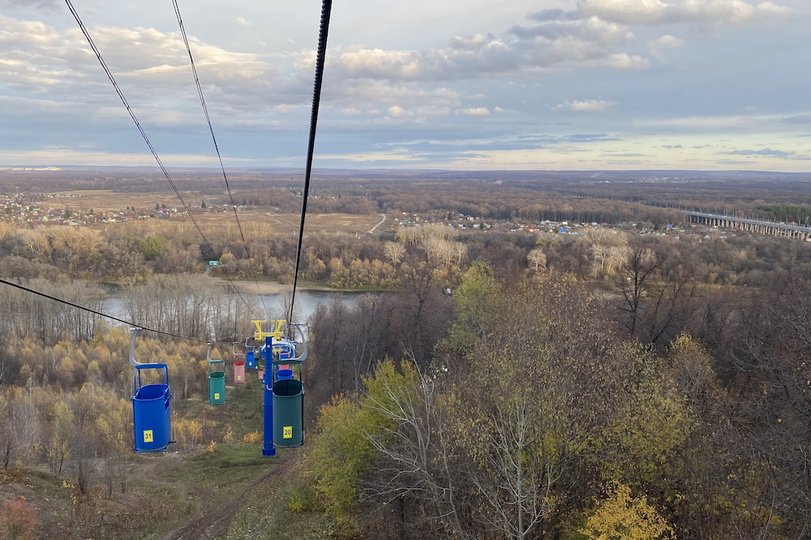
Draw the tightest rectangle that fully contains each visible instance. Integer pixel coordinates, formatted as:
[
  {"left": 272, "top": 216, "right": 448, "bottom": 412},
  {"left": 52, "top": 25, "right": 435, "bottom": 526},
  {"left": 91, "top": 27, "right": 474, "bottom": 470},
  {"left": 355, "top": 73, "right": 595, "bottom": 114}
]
[
  {"left": 288, "top": 0, "right": 332, "bottom": 326},
  {"left": 43, "top": 1, "right": 330, "bottom": 457},
  {"left": 64, "top": 0, "right": 203, "bottom": 244},
  {"left": 0, "top": 277, "right": 207, "bottom": 343},
  {"left": 171, "top": 0, "right": 270, "bottom": 319},
  {"left": 64, "top": 0, "right": 253, "bottom": 314},
  {"left": 45, "top": 1, "right": 332, "bottom": 349}
]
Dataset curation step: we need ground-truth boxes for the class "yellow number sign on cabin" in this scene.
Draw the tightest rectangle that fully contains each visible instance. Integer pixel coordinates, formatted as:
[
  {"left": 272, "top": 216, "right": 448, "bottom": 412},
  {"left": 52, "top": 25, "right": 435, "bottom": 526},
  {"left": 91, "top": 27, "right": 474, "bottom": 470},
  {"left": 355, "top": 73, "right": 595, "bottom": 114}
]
[
  {"left": 214, "top": 393, "right": 220, "bottom": 400},
  {"left": 283, "top": 426, "right": 293, "bottom": 439},
  {"left": 143, "top": 430, "right": 154, "bottom": 443}
]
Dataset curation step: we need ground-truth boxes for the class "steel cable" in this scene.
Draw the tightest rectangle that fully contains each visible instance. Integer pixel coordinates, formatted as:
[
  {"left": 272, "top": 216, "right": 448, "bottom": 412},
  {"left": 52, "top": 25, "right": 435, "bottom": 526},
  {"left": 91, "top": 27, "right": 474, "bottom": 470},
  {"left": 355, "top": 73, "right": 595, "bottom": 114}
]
[
  {"left": 171, "top": 0, "right": 270, "bottom": 319},
  {"left": 288, "top": 0, "right": 332, "bottom": 326},
  {"left": 64, "top": 0, "right": 254, "bottom": 314},
  {"left": 0, "top": 278, "right": 207, "bottom": 342}
]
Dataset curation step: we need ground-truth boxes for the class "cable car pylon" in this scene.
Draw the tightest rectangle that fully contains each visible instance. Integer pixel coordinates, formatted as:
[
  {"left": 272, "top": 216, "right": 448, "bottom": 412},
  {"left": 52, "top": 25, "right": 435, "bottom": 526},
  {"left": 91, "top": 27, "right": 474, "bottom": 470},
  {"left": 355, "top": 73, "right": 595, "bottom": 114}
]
[{"left": 249, "top": 320, "right": 307, "bottom": 456}]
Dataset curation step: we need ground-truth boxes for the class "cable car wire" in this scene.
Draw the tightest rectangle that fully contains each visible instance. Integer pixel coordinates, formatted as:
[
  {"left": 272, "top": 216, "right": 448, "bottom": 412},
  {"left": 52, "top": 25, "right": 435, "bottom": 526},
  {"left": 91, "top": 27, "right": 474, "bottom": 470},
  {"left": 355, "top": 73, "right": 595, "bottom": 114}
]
[
  {"left": 288, "top": 0, "right": 332, "bottom": 326},
  {"left": 0, "top": 278, "right": 207, "bottom": 343},
  {"left": 171, "top": 0, "right": 270, "bottom": 319},
  {"left": 64, "top": 0, "right": 253, "bottom": 314}
]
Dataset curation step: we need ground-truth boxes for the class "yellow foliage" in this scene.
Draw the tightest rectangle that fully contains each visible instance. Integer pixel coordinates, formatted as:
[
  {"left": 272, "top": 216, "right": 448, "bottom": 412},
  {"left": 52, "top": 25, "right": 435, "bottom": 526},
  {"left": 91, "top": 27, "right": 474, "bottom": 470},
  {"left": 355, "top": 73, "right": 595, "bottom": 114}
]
[
  {"left": 187, "top": 419, "right": 203, "bottom": 441},
  {"left": 0, "top": 221, "right": 14, "bottom": 240},
  {"left": 174, "top": 417, "right": 204, "bottom": 451},
  {"left": 310, "top": 359, "right": 419, "bottom": 529},
  {"left": 311, "top": 397, "right": 366, "bottom": 520},
  {"left": 601, "top": 377, "right": 694, "bottom": 486},
  {"left": 666, "top": 333, "right": 719, "bottom": 403},
  {"left": 581, "top": 482, "right": 674, "bottom": 540},
  {"left": 47, "top": 435, "right": 70, "bottom": 473},
  {"left": 243, "top": 431, "right": 262, "bottom": 443},
  {"left": 206, "top": 441, "right": 217, "bottom": 454}
]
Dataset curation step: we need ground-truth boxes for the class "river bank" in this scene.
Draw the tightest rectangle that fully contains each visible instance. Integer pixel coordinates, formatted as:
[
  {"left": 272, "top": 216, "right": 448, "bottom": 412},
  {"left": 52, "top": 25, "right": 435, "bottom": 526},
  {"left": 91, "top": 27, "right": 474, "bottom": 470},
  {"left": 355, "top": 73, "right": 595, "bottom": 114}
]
[
  {"left": 227, "top": 280, "right": 298, "bottom": 295},
  {"left": 224, "top": 279, "right": 384, "bottom": 295}
]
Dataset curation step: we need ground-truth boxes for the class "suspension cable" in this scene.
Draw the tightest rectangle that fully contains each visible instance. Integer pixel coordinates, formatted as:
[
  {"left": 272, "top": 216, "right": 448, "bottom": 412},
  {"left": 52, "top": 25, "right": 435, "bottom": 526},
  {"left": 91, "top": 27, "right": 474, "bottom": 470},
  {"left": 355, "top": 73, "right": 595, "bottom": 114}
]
[
  {"left": 288, "top": 0, "right": 332, "bottom": 325},
  {"left": 171, "top": 0, "right": 270, "bottom": 319},
  {"left": 64, "top": 0, "right": 253, "bottom": 314},
  {"left": 0, "top": 278, "right": 206, "bottom": 343}
]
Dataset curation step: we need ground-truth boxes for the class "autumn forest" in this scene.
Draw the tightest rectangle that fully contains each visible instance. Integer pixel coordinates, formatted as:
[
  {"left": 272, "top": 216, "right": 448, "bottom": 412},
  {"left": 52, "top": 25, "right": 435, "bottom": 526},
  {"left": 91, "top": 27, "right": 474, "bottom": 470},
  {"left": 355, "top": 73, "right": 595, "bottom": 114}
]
[{"left": 0, "top": 168, "right": 810, "bottom": 539}]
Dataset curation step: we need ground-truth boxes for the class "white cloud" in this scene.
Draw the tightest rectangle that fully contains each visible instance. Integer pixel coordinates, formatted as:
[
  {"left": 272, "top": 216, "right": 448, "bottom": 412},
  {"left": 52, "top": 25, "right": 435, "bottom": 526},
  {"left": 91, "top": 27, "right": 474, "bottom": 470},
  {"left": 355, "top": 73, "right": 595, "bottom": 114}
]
[
  {"left": 636, "top": 112, "right": 811, "bottom": 130},
  {"left": 328, "top": 14, "right": 648, "bottom": 83},
  {"left": 575, "top": 0, "right": 792, "bottom": 26},
  {"left": 458, "top": 107, "right": 491, "bottom": 116},
  {"left": 0, "top": 1, "right": 807, "bottom": 172},
  {"left": 755, "top": 2, "right": 792, "bottom": 16},
  {"left": 332, "top": 39, "right": 524, "bottom": 82},
  {"left": 414, "top": 105, "right": 452, "bottom": 117},
  {"left": 0, "top": 0, "right": 58, "bottom": 9},
  {"left": 0, "top": 14, "right": 304, "bottom": 123},
  {"left": 655, "top": 34, "right": 684, "bottom": 48},
  {"left": 449, "top": 33, "right": 489, "bottom": 50},
  {"left": 649, "top": 33, "right": 685, "bottom": 57},
  {"left": 512, "top": 15, "right": 630, "bottom": 44},
  {"left": 0, "top": 15, "right": 271, "bottom": 88},
  {"left": 387, "top": 105, "right": 410, "bottom": 118},
  {"left": 0, "top": 147, "right": 227, "bottom": 166},
  {"left": 338, "top": 49, "right": 434, "bottom": 80},
  {"left": 327, "top": 80, "right": 461, "bottom": 119},
  {"left": 601, "top": 53, "right": 650, "bottom": 69},
  {"left": 556, "top": 99, "right": 617, "bottom": 112}
]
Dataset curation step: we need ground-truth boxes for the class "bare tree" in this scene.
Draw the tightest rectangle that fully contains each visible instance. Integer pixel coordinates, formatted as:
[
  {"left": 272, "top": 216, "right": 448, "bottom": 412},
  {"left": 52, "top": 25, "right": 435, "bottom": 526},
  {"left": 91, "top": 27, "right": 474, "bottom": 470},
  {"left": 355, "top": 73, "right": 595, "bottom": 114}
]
[
  {"left": 618, "top": 247, "right": 658, "bottom": 336},
  {"left": 384, "top": 241, "right": 406, "bottom": 265},
  {"left": 356, "top": 276, "right": 644, "bottom": 538},
  {"left": 11, "top": 388, "right": 41, "bottom": 467},
  {"left": 614, "top": 246, "right": 697, "bottom": 348},
  {"left": 468, "top": 397, "right": 551, "bottom": 539},
  {"left": 362, "top": 363, "right": 469, "bottom": 539},
  {"left": 0, "top": 391, "right": 13, "bottom": 469},
  {"left": 527, "top": 248, "right": 547, "bottom": 272}
]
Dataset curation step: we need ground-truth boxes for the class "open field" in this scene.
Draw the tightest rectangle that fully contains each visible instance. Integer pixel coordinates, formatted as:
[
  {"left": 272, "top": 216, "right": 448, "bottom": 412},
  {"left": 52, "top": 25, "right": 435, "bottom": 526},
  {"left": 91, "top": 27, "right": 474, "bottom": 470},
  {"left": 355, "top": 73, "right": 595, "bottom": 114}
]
[
  {"left": 41, "top": 189, "right": 381, "bottom": 235},
  {"left": 44, "top": 189, "right": 181, "bottom": 212}
]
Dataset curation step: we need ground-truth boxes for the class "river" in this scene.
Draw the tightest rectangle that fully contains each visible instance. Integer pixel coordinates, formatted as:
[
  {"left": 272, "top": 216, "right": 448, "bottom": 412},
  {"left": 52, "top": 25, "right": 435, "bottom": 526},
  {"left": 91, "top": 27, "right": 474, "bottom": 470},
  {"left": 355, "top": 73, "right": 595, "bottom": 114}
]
[
  {"left": 253, "top": 289, "right": 364, "bottom": 322},
  {"left": 103, "top": 289, "right": 365, "bottom": 326}
]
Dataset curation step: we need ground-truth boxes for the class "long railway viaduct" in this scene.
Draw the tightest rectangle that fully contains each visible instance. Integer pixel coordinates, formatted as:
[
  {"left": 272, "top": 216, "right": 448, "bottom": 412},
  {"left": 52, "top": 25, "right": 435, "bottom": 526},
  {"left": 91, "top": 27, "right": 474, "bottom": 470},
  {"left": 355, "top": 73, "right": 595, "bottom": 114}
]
[{"left": 686, "top": 211, "right": 811, "bottom": 241}]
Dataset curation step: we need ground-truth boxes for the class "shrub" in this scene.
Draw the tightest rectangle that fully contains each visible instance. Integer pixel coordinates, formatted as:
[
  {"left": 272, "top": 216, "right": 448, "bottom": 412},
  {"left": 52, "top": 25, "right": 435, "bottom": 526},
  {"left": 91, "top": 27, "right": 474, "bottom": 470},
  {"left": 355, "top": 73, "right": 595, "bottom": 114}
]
[
  {"left": 0, "top": 496, "right": 38, "bottom": 540},
  {"left": 242, "top": 431, "right": 261, "bottom": 444}
]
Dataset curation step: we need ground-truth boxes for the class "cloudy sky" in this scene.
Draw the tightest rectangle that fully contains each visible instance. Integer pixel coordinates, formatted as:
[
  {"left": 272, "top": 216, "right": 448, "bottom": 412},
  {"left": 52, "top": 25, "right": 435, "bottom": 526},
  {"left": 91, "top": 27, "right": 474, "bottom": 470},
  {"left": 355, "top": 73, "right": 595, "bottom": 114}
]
[{"left": 0, "top": 0, "right": 809, "bottom": 171}]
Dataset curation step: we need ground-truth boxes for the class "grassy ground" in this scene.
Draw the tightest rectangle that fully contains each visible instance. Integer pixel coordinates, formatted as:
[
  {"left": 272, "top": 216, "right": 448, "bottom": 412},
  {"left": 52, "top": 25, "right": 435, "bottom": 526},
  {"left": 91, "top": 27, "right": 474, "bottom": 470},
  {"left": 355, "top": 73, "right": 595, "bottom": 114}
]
[
  {"left": 223, "top": 448, "right": 334, "bottom": 540},
  {"left": 44, "top": 189, "right": 380, "bottom": 234}
]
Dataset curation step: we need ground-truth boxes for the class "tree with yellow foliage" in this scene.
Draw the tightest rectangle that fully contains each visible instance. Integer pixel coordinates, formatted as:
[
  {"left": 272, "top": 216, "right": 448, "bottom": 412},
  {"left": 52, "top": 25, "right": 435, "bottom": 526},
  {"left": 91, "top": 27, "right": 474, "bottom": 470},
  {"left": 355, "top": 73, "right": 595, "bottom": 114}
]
[
  {"left": 581, "top": 482, "right": 674, "bottom": 540},
  {"left": 47, "top": 400, "right": 73, "bottom": 475}
]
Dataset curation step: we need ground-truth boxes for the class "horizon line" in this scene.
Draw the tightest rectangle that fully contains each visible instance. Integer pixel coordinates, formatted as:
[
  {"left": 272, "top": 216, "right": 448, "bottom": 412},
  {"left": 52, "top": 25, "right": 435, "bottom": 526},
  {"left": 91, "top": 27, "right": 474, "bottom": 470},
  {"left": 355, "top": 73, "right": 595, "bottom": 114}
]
[{"left": 1, "top": 165, "right": 809, "bottom": 175}]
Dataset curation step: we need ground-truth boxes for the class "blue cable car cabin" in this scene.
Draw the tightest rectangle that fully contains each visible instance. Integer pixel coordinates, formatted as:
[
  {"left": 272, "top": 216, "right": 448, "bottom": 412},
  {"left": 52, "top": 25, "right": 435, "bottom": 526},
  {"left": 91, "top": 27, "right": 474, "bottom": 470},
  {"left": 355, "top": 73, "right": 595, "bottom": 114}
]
[{"left": 132, "top": 363, "right": 172, "bottom": 452}]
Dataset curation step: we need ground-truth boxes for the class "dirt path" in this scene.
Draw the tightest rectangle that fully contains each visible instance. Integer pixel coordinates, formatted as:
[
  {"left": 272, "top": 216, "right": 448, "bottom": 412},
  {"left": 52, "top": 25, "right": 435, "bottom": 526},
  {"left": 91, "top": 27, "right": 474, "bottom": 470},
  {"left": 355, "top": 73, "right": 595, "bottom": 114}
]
[
  {"left": 162, "top": 464, "right": 278, "bottom": 540},
  {"left": 367, "top": 213, "right": 386, "bottom": 234}
]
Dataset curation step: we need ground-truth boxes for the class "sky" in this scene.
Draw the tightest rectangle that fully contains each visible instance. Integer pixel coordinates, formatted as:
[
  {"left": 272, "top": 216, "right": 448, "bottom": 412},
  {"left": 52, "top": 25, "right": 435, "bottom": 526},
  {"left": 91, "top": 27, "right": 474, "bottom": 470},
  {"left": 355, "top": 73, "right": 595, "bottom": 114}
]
[{"left": 0, "top": 0, "right": 809, "bottom": 171}]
